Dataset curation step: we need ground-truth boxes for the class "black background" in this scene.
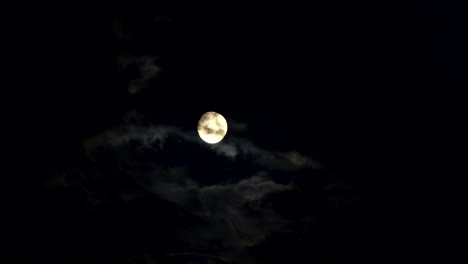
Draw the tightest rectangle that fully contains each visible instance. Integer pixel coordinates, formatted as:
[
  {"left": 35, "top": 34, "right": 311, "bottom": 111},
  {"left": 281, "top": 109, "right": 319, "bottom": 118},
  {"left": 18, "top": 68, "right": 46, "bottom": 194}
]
[{"left": 3, "top": 1, "right": 466, "bottom": 263}]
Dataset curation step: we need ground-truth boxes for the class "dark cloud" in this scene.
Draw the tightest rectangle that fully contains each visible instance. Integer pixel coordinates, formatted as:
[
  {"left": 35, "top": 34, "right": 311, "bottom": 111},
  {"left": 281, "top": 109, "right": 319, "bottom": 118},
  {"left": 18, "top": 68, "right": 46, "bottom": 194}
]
[
  {"left": 144, "top": 169, "right": 292, "bottom": 261},
  {"left": 117, "top": 55, "right": 161, "bottom": 95},
  {"left": 111, "top": 15, "right": 132, "bottom": 41},
  {"left": 50, "top": 118, "right": 322, "bottom": 263},
  {"left": 82, "top": 123, "right": 319, "bottom": 171},
  {"left": 225, "top": 118, "right": 248, "bottom": 133}
]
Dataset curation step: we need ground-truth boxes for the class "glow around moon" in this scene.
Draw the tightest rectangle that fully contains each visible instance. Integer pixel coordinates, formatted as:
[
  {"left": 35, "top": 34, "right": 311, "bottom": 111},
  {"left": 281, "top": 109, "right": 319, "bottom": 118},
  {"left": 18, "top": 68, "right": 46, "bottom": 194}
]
[{"left": 197, "top": 111, "right": 228, "bottom": 144}]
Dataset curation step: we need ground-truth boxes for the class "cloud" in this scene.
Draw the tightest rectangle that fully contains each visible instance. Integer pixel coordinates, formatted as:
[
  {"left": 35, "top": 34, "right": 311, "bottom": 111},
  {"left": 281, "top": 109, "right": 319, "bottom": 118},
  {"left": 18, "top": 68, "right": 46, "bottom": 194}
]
[
  {"left": 226, "top": 118, "right": 248, "bottom": 133},
  {"left": 111, "top": 15, "right": 132, "bottom": 41},
  {"left": 53, "top": 119, "right": 321, "bottom": 263},
  {"left": 283, "top": 151, "right": 320, "bottom": 169},
  {"left": 208, "top": 138, "right": 320, "bottom": 171},
  {"left": 117, "top": 55, "right": 161, "bottom": 95},
  {"left": 145, "top": 169, "right": 292, "bottom": 254},
  {"left": 82, "top": 122, "right": 319, "bottom": 172}
]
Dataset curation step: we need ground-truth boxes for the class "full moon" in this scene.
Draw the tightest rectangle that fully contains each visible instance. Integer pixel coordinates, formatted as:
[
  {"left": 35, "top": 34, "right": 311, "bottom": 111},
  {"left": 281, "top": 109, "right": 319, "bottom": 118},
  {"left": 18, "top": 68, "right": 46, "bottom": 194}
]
[{"left": 197, "top": 111, "right": 228, "bottom": 144}]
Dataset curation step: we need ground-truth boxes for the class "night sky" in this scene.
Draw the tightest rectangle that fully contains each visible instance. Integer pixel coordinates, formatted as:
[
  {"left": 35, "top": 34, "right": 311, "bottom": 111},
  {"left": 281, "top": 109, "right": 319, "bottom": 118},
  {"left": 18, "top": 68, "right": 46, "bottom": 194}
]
[{"left": 3, "top": 1, "right": 466, "bottom": 263}]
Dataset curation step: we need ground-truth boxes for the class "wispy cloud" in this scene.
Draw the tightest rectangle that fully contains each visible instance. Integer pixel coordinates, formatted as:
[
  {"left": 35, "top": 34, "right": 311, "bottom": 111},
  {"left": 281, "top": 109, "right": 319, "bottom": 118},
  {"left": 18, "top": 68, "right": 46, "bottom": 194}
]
[
  {"left": 83, "top": 123, "right": 319, "bottom": 172},
  {"left": 111, "top": 15, "right": 132, "bottom": 41},
  {"left": 117, "top": 55, "right": 161, "bottom": 95},
  {"left": 226, "top": 118, "right": 248, "bottom": 133},
  {"left": 52, "top": 119, "right": 321, "bottom": 263},
  {"left": 209, "top": 137, "right": 320, "bottom": 171}
]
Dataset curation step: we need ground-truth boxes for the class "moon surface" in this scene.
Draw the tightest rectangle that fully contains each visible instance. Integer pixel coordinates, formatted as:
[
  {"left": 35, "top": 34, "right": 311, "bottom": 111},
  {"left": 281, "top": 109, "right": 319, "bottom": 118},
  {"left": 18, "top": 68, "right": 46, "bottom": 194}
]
[{"left": 197, "top": 111, "right": 228, "bottom": 144}]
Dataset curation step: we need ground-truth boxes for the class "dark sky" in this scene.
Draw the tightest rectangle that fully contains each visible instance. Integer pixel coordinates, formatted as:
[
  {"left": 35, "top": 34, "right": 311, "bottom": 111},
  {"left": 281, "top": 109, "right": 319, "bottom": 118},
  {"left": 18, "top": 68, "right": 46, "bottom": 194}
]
[{"left": 3, "top": 1, "right": 466, "bottom": 264}]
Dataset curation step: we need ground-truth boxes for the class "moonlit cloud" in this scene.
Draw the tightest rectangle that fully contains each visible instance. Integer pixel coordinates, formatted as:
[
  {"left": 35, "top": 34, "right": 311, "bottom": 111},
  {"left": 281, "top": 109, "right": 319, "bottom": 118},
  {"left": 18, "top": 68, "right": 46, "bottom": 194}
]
[
  {"left": 83, "top": 123, "right": 319, "bottom": 172},
  {"left": 52, "top": 115, "right": 322, "bottom": 263},
  {"left": 226, "top": 118, "right": 248, "bottom": 133}
]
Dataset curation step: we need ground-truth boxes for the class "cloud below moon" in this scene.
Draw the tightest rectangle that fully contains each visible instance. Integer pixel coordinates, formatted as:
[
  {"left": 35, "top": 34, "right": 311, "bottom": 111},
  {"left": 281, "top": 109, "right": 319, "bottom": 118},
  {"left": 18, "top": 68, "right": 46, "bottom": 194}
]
[
  {"left": 82, "top": 123, "right": 318, "bottom": 172},
  {"left": 50, "top": 116, "right": 322, "bottom": 263}
]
